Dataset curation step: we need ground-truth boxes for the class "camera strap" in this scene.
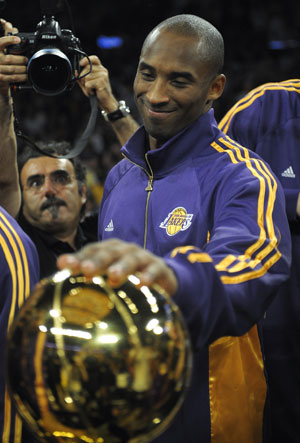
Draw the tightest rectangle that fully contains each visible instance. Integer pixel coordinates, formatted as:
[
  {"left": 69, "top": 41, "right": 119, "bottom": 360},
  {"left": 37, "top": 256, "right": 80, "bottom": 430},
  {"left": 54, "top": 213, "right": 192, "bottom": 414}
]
[
  {"left": 15, "top": 94, "right": 99, "bottom": 159},
  {"left": 57, "top": 94, "right": 99, "bottom": 159}
]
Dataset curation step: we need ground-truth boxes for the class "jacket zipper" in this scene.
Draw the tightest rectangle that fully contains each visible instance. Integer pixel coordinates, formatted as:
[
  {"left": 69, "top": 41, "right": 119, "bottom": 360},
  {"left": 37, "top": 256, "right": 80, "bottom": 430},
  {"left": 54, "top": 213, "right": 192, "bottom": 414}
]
[
  {"left": 144, "top": 153, "right": 154, "bottom": 248},
  {"left": 121, "top": 153, "right": 154, "bottom": 249}
]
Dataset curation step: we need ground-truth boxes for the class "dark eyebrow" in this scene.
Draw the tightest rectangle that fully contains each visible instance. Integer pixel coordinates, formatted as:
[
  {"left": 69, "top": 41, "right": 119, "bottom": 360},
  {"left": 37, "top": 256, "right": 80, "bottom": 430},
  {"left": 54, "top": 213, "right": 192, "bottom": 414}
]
[
  {"left": 50, "top": 169, "right": 71, "bottom": 177},
  {"left": 138, "top": 61, "right": 153, "bottom": 71},
  {"left": 139, "top": 61, "right": 195, "bottom": 82},
  {"left": 26, "top": 170, "right": 71, "bottom": 184},
  {"left": 26, "top": 174, "right": 43, "bottom": 185},
  {"left": 170, "top": 71, "right": 195, "bottom": 82}
]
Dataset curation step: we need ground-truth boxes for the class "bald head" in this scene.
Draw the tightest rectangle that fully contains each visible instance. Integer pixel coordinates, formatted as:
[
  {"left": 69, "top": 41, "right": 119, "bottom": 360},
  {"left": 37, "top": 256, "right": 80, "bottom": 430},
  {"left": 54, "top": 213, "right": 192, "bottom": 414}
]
[{"left": 141, "top": 14, "right": 224, "bottom": 79}]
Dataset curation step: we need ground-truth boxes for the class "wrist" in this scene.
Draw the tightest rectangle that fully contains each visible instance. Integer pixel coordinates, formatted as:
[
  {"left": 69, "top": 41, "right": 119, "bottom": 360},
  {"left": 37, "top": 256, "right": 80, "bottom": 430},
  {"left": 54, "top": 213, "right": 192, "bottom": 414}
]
[
  {"left": 101, "top": 100, "right": 130, "bottom": 122},
  {"left": 99, "top": 98, "right": 119, "bottom": 114}
]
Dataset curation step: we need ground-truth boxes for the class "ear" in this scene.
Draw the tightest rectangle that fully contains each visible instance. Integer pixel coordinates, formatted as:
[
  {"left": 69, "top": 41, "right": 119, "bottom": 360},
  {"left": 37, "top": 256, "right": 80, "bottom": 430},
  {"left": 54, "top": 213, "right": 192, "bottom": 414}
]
[
  {"left": 80, "top": 184, "right": 87, "bottom": 206},
  {"left": 207, "top": 74, "right": 226, "bottom": 101}
]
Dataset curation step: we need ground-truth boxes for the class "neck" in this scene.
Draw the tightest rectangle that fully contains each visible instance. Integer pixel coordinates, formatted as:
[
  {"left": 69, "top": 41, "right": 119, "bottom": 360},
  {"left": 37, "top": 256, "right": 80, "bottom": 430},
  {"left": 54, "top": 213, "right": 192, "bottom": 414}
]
[
  {"left": 55, "top": 229, "right": 77, "bottom": 249},
  {"left": 149, "top": 135, "right": 165, "bottom": 150}
]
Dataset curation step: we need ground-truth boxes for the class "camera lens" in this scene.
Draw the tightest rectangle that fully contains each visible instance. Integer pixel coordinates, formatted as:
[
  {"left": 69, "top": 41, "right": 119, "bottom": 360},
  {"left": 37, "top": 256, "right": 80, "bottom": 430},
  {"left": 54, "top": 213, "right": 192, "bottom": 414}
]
[{"left": 27, "top": 48, "right": 72, "bottom": 96}]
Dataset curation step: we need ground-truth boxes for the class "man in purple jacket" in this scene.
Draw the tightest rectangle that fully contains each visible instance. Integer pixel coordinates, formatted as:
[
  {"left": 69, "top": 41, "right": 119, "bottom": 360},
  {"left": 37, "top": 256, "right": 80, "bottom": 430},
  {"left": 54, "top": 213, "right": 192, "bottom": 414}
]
[
  {"left": 0, "top": 206, "right": 39, "bottom": 442},
  {"left": 219, "top": 79, "right": 300, "bottom": 442},
  {"left": 58, "top": 14, "right": 291, "bottom": 443}
]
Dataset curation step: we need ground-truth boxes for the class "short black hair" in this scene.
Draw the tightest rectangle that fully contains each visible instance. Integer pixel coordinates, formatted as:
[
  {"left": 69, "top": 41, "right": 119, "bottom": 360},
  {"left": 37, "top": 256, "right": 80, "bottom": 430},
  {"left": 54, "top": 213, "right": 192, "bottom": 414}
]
[{"left": 142, "top": 14, "right": 224, "bottom": 77}]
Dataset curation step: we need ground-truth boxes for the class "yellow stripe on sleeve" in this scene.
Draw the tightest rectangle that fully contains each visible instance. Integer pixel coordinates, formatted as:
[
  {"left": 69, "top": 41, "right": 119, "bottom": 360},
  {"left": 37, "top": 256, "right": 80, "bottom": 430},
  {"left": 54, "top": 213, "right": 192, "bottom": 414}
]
[
  {"left": 211, "top": 139, "right": 281, "bottom": 283},
  {"left": 171, "top": 246, "right": 213, "bottom": 263},
  {"left": 219, "top": 138, "right": 279, "bottom": 268},
  {"left": 171, "top": 245, "right": 198, "bottom": 258},
  {"left": 0, "top": 233, "right": 17, "bottom": 443},
  {"left": 219, "top": 80, "right": 300, "bottom": 133},
  {"left": 0, "top": 214, "right": 32, "bottom": 443},
  {"left": 0, "top": 211, "right": 30, "bottom": 303}
]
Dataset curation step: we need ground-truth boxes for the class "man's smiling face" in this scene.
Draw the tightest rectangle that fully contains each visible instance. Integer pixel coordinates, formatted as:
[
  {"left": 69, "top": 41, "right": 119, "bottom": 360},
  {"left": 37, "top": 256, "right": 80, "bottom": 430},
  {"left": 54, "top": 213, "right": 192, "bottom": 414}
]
[{"left": 134, "top": 29, "right": 217, "bottom": 149}]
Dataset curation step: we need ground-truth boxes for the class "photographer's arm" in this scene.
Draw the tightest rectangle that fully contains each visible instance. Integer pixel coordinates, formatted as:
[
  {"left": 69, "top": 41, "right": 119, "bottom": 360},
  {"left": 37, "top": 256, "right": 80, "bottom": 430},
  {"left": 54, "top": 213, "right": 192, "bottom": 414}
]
[
  {"left": 0, "top": 86, "right": 20, "bottom": 217},
  {"left": 78, "top": 56, "right": 139, "bottom": 146},
  {"left": 0, "top": 23, "right": 27, "bottom": 217}
]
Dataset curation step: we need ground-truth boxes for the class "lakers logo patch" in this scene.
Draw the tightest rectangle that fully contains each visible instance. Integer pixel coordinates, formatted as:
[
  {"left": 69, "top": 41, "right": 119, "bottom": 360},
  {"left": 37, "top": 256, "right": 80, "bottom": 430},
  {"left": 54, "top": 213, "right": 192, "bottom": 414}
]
[{"left": 159, "top": 207, "right": 193, "bottom": 236}]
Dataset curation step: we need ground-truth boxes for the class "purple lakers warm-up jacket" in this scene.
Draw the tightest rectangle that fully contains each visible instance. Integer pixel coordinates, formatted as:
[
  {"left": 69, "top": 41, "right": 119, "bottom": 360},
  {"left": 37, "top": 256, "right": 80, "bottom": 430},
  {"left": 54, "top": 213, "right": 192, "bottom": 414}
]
[
  {"left": 0, "top": 206, "right": 39, "bottom": 443},
  {"left": 219, "top": 79, "right": 300, "bottom": 443},
  {"left": 98, "top": 109, "right": 291, "bottom": 443}
]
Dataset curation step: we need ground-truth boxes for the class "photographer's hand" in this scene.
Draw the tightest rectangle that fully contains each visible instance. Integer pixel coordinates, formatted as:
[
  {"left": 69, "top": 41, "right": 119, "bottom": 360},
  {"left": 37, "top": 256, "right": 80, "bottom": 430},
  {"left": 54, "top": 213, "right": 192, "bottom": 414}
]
[
  {"left": 78, "top": 55, "right": 139, "bottom": 146},
  {"left": 0, "top": 26, "right": 24, "bottom": 217},
  {"left": 0, "top": 34, "right": 28, "bottom": 93},
  {"left": 78, "top": 55, "right": 119, "bottom": 111},
  {"left": 0, "top": 18, "right": 18, "bottom": 36}
]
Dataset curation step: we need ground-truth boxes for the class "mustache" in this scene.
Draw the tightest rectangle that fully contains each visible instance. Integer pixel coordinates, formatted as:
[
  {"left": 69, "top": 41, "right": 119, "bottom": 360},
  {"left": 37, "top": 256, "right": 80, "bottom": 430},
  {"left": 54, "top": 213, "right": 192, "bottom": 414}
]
[{"left": 40, "top": 196, "right": 66, "bottom": 211}]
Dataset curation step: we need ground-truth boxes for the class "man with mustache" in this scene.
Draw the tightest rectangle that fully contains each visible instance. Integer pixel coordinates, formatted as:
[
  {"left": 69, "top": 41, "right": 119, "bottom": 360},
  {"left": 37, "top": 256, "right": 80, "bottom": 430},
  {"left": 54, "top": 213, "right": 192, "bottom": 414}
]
[
  {"left": 0, "top": 22, "right": 95, "bottom": 282},
  {"left": 0, "top": 16, "right": 139, "bottom": 443},
  {"left": 0, "top": 19, "right": 139, "bottom": 280},
  {"left": 16, "top": 143, "right": 96, "bottom": 279}
]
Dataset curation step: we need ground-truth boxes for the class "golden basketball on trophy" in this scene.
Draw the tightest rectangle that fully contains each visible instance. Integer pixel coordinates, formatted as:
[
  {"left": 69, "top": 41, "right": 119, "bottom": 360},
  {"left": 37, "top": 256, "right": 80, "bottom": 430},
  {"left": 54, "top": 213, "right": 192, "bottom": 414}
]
[{"left": 6, "top": 270, "right": 192, "bottom": 442}]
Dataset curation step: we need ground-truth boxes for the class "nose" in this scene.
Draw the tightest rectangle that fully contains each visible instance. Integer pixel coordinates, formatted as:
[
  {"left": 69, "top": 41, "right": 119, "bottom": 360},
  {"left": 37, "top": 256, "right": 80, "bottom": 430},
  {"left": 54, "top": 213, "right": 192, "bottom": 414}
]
[
  {"left": 145, "top": 78, "right": 170, "bottom": 105},
  {"left": 42, "top": 176, "right": 57, "bottom": 196}
]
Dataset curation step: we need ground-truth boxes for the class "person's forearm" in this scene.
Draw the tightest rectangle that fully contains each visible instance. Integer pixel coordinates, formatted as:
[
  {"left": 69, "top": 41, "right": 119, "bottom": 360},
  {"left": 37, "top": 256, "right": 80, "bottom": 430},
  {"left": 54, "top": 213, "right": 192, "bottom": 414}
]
[
  {"left": 0, "top": 89, "right": 21, "bottom": 217},
  {"left": 109, "top": 115, "right": 140, "bottom": 146},
  {"left": 77, "top": 55, "right": 140, "bottom": 146}
]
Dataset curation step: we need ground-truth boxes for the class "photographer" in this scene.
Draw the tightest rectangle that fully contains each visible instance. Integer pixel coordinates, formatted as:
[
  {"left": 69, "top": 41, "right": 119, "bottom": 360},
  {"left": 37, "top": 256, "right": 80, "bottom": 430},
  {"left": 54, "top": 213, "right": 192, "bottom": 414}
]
[
  {"left": 0, "top": 12, "right": 137, "bottom": 443},
  {"left": 0, "top": 30, "right": 98, "bottom": 280},
  {"left": 0, "top": 19, "right": 138, "bottom": 280},
  {"left": 4, "top": 10, "right": 139, "bottom": 146}
]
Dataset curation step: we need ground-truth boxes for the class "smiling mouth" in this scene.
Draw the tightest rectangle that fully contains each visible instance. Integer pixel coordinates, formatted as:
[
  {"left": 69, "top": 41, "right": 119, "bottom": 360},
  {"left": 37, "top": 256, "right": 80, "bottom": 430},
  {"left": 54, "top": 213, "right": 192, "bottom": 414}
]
[{"left": 146, "top": 107, "right": 174, "bottom": 119}]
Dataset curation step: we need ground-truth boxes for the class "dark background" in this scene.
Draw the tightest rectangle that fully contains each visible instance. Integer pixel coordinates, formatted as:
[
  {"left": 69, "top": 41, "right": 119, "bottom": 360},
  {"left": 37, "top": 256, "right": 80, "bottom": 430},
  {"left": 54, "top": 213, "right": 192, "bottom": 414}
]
[{"left": 1, "top": 0, "right": 300, "bottom": 208}]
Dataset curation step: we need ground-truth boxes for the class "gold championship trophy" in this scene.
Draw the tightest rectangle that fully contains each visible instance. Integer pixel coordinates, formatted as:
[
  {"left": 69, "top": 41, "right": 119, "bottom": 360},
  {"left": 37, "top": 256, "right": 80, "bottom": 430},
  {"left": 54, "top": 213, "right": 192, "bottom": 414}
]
[{"left": 6, "top": 271, "right": 192, "bottom": 442}]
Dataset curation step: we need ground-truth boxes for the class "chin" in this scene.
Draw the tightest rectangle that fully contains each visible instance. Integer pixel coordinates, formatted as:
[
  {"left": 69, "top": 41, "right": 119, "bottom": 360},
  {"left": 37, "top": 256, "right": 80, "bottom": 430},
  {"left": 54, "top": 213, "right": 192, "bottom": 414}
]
[
  {"left": 40, "top": 219, "right": 66, "bottom": 231},
  {"left": 146, "top": 126, "right": 170, "bottom": 143}
]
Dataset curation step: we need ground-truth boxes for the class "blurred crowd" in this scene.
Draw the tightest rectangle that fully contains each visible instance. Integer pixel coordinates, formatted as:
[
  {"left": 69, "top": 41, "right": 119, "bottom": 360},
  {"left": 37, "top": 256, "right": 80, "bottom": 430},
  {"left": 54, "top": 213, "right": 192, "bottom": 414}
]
[{"left": 3, "top": 0, "right": 300, "bottom": 212}]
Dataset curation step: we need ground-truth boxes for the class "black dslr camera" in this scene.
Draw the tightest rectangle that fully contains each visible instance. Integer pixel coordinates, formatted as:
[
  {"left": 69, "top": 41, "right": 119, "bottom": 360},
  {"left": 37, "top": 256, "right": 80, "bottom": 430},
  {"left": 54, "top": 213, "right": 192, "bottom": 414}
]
[{"left": 7, "top": 1, "right": 83, "bottom": 95}]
